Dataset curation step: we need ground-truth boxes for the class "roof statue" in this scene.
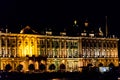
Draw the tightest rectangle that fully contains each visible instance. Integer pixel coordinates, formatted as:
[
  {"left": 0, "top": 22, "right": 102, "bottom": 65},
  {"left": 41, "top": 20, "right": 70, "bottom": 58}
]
[{"left": 98, "top": 27, "right": 103, "bottom": 36}]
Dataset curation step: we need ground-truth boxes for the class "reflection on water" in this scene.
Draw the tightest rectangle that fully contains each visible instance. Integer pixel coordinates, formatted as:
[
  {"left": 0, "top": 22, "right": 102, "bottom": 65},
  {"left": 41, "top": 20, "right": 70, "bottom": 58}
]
[
  {"left": 50, "top": 78, "right": 68, "bottom": 80},
  {"left": 51, "top": 78, "right": 63, "bottom": 80},
  {"left": 118, "top": 77, "right": 120, "bottom": 80},
  {"left": 50, "top": 78, "right": 79, "bottom": 80}
]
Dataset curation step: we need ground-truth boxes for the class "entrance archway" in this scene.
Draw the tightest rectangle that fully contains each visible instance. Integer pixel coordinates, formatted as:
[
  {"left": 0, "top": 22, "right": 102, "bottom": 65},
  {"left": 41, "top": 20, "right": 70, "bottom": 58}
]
[
  {"left": 60, "top": 63, "right": 66, "bottom": 71},
  {"left": 49, "top": 64, "right": 56, "bottom": 71}
]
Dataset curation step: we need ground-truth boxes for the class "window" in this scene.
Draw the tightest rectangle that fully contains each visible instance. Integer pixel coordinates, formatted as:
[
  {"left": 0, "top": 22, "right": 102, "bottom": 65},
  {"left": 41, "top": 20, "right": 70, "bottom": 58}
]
[
  {"left": 98, "top": 43, "right": 101, "bottom": 47},
  {"left": 74, "top": 42, "right": 78, "bottom": 48},
  {"left": 12, "top": 49, "right": 15, "bottom": 56},
  {"left": 25, "top": 42, "right": 28, "bottom": 46},
  {"left": 31, "top": 42, "right": 34, "bottom": 46},
  {"left": 94, "top": 43, "right": 97, "bottom": 47},
  {"left": 86, "top": 43, "right": 89, "bottom": 47},
  {"left": 37, "top": 39, "right": 40, "bottom": 47},
  {"left": 7, "top": 39, "right": 10, "bottom": 47},
  {"left": 82, "top": 42, "right": 85, "bottom": 47},
  {"left": 40, "top": 39, "right": 45, "bottom": 48},
  {"left": 66, "top": 41, "right": 71, "bottom": 48},
  {"left": 31, "top": 39, "right": 34, "bottom": 46},
  {"left": 37, "top": 40, "right": 40, "bottom": 44},
  {"left": 103, "top": 43, "right": 106, "bottom": 47},
  {"left": 18, "top": 40, "right": 21, "bottom": 47},
  {"left": 66, "top": 42, "right": 69, "bottom": 48},
  {"left": 47, "top": 40, "right": 50, "bottom": 48},
  {"left": 61, "top": 41, "right": 64, "bottom": 48},
  {"left": 2, "top": 48, "right": 5, "bottom": 55},
  {"left": 54, "top": 41, "right": 59, "bottom": 48},
  {"left": 114, "top": 43, "right": 117, "bottom": 48},
  {"left": 2, "top": 38, "right": 5, "bottom": 47}
]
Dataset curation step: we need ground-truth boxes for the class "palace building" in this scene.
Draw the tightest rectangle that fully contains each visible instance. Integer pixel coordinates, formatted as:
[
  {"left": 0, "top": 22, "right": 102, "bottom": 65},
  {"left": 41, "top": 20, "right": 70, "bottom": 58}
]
[{"left": 0, "top": 19, "right": 119, "bottom": 72}]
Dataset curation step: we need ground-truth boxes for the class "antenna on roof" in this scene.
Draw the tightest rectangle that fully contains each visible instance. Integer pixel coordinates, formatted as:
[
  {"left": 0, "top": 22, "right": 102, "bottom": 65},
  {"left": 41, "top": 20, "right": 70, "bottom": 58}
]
[{"left": 105, "top": 16, "right": 108, "bottom": 37}]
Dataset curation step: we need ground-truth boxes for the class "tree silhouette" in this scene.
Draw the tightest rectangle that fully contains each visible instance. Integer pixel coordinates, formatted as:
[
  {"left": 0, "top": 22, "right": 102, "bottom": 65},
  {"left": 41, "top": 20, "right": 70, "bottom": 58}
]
[
  {"left": 109, "top": 63, "right": 115, "bottom": 72},
  {"left": 109, "top": 63, "right": 115, "bottom": 68},
  {"left": 26, "top": 55, "right": 29, "bottom": 57},
  {"left": 29, "top": 55, "right": 36, "bottom": 61},
  {"left": 87, "top": 63, "right": 93, "bottom": 67},
  {"left": 98, "top": 63, "right": 103, "bottom": 67},
  {"left": 28, "top": 64, "right": 35, "bottom": 71},
  {"left": 87, "top": 63, "right": 93, "bottom": 71},
  {"left": 5, "top": 64, "right": 12, "bottom": 72},
  {"left": 39, "top": 63, "right": 46, "bottom": 71},
  {"left": 17, "top": 64, "right": 23, "bottom": 72},
  {"left": 49, "top": 64, "right": 56, "bottom": 71}
]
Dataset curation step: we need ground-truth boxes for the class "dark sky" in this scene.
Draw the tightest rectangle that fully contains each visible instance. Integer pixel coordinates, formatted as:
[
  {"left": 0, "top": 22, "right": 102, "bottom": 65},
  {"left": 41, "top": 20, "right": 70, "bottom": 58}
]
[{"left": 0, "top": 0, "right": 120, "bottom": 37}]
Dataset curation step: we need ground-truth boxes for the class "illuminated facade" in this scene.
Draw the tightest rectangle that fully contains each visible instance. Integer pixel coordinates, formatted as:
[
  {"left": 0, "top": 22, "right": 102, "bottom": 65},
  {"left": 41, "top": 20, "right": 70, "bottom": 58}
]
[{"left": 0, "top": 20, "right": 119, "bottom": 72}]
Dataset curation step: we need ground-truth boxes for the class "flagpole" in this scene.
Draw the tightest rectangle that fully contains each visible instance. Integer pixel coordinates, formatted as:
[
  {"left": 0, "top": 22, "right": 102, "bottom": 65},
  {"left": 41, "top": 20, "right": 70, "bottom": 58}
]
[{"left": 105, "top": 16, "right": 108, "bottom": 37}]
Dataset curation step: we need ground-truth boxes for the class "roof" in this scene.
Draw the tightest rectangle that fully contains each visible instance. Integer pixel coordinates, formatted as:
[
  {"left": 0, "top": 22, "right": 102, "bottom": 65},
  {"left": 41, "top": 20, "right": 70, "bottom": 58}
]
[{"left": 20, "top": 26, "right": 38, "bottom": 34}]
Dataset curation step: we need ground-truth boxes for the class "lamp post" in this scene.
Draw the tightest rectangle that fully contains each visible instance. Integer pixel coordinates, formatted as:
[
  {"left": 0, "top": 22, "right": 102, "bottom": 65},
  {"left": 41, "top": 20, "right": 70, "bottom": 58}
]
[
  {"left": 0, "top": 56, "right": 1, "bottom": 70},
  {"left": 92, "top": 58, "right": 97, "bottom": 67},
  {"left": 12, "top": 58, "right": 14, "bottom": 71}
]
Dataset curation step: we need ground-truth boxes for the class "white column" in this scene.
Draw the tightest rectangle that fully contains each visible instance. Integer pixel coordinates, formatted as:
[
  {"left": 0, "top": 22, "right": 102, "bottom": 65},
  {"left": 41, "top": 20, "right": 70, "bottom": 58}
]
[
  {"left": 116, "top": 42, "right": 118, "bottom": 57},
  {"left": 23, "top": 36, "right": 25, "bottom": 57},
  {"left": 5, "top": 36, "right": 8, "bottom": 57},
  {"left": 0, "top": 36, "right": 1, "bottom": 70},
  {"left": 65, "top": 39, "right": 67, "bottom": 58},
  {"left": 79, "top": 38, "right": 82, "bottom": 57}
]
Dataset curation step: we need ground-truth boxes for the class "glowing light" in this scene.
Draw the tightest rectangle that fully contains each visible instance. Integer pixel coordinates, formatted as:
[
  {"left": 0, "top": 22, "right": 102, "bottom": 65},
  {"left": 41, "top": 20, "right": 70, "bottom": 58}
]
[
  {"left": 74, "top": 20, "right": 77, "bottom": 25},
  {"left": 62, "top": 60, "right": 65, "bottom": 63},
  {"left": 84, "top": 21, "right": 88, "bottom": 27},
  {"left": 51, "top": 79, "right": 61, "bottom": 80}
]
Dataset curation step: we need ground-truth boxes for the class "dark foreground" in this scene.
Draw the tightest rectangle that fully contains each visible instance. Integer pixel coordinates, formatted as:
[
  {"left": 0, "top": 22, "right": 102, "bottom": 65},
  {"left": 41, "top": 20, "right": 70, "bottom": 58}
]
[{"left": 0, "top": 71, "right": 119, "bottom": 80}]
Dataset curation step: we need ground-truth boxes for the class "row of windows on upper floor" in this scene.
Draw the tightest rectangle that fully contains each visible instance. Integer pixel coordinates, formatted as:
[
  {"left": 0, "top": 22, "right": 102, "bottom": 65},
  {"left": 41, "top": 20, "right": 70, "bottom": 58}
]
[
  {"left": 0, "top": 38, "right": 117, "bottom": 47},
  {"left": 38, "top": 39, "right": 117, "bottom": 46},
  {"left": 0, "top": 51, "right": 118, "bottom": 58},
  {"left": 38, "top": 41, "right": 117, "bottom": 48},
  {"left": 82, "top": 42, "right": 117, "bottom": 48},
  {"left": 1, "top": 39, "right": 78, "bottom": 48},
  {"left": 0, "top": 36, "right": 118, "bottom": 43},
  {"left": 0, "top": 41, "right": 117, "bottom": 49}
]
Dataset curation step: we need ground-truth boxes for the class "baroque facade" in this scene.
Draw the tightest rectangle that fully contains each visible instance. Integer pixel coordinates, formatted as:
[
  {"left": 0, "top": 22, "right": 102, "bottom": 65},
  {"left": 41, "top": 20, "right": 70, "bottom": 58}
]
[{"left": 0, "top": 20, "right": 119, "bottom": 72}]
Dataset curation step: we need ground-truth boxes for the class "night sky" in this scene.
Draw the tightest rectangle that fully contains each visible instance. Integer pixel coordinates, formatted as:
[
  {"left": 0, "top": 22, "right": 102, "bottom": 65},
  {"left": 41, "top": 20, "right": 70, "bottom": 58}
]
[{"left": 0, "top": 0, "right": 120, "bottom": 37}]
